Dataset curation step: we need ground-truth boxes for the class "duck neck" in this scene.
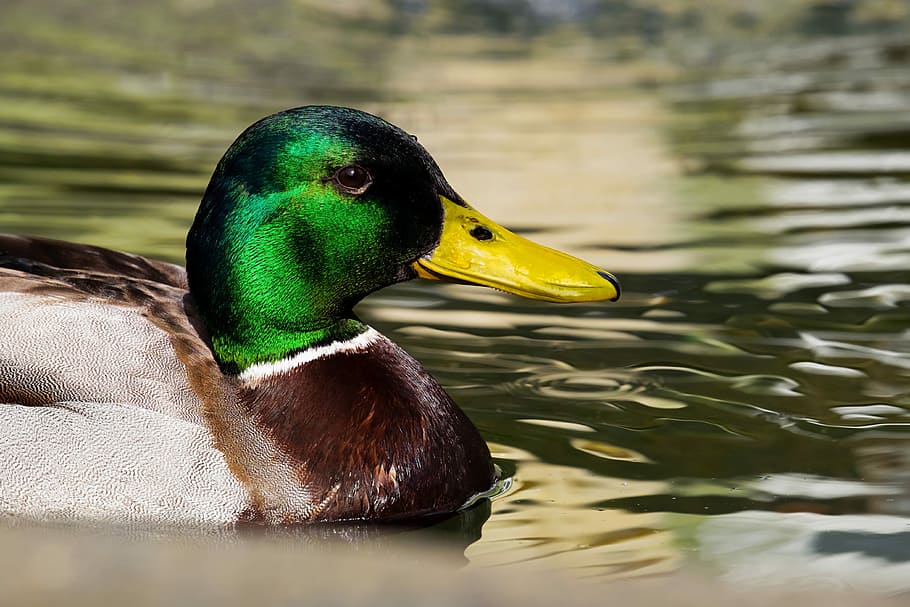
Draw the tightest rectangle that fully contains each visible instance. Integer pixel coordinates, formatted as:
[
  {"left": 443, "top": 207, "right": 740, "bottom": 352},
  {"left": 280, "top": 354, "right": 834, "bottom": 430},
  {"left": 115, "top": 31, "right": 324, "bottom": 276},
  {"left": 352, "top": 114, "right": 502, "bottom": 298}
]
[
  {"left": 193, "top": 251, "right": 370, "bottom": 372},
  {"left": 186, "top": 189, "right": 371, "bottom": 374},
  {"left": 203, "top": 297, "right": 369, "bottom": 375},
  {"left": 217, "top": 317, "right": 370, "bottom": 376}
]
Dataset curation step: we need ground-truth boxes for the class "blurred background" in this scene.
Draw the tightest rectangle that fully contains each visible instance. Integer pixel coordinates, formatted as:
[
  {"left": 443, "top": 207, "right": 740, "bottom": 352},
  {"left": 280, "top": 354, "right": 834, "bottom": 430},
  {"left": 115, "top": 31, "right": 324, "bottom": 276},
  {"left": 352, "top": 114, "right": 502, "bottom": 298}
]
[{"left": 3, "top": 0, "right": 910, "bottom": 599}]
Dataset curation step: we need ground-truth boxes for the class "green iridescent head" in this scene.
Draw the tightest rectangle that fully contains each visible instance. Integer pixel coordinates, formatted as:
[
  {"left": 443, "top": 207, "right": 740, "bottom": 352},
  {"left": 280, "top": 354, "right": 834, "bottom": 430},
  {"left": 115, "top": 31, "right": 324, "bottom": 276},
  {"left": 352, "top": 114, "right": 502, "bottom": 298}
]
[
  {"left": 187, "top": 105, "right": 620, "bottom": 374},
  {"left": 187, "top": 106, "right": 457, "bottom": 372}
]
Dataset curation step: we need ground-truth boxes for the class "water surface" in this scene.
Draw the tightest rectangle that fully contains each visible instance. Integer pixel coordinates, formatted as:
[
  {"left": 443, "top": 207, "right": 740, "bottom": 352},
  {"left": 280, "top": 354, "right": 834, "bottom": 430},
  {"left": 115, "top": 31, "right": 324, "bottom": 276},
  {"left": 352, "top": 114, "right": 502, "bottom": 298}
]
[{"left": 2, "top": 5, "right": 910, "bottom": 592}]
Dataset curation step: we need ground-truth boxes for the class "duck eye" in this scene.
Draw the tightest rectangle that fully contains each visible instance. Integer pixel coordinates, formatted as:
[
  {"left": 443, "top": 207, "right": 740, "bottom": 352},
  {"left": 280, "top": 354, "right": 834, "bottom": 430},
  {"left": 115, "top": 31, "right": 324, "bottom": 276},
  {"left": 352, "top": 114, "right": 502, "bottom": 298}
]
[{"left": 332, "top": 165, "right": 372, "bottom": 195}]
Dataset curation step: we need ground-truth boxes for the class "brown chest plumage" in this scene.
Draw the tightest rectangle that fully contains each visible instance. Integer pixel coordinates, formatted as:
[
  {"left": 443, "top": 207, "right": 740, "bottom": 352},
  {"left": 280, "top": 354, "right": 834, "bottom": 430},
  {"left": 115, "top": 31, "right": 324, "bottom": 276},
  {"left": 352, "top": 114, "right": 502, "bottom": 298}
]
[{"left": 238, "top": 336, "right": 495, "bottom": 522}]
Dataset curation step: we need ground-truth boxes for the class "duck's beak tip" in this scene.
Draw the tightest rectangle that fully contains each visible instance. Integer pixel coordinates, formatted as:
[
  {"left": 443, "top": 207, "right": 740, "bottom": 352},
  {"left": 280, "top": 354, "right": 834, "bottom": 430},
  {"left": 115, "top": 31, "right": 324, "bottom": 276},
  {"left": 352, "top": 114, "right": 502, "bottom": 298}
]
[{"left": 597, "top": 270, "right": 621, "bottom": 302}]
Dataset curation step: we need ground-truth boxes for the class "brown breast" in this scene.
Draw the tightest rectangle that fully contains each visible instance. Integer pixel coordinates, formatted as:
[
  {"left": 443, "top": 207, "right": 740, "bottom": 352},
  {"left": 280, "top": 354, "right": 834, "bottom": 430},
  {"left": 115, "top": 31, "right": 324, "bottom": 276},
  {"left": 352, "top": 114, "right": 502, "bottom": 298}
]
[{"left": 237, "top": 334, "right": 495, "bottom": 522}]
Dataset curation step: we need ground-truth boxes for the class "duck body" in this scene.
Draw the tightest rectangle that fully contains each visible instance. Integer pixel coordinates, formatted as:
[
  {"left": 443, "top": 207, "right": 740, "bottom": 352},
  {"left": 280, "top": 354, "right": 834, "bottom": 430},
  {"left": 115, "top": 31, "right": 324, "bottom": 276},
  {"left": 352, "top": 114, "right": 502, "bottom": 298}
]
[
  {"left": 0, "top": 106, "right": 618, "bottom": 526},
  {"left": 0, "top": 237, "right": 490, "bottom": 525}
]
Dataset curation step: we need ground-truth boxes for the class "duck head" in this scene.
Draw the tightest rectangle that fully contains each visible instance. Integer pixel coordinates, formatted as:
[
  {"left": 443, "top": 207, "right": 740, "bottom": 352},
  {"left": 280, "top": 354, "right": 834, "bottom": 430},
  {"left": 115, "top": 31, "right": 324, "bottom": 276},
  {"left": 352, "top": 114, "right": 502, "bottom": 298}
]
[{"left": 186, "top": 106, "right": 619, "bottom": 373}]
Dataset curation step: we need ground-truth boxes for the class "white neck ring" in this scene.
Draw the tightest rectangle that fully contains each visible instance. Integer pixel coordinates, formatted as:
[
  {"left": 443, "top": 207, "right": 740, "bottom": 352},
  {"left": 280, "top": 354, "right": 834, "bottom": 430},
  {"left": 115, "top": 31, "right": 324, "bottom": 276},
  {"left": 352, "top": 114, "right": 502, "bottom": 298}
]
[{"left": 237, "top": 327, "right": 381, "bottom": 384}]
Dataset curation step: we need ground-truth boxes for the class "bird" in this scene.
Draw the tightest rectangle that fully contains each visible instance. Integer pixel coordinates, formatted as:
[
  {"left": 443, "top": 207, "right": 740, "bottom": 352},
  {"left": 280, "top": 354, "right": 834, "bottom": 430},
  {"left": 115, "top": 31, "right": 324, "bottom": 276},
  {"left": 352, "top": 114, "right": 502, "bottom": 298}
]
[{"left": 0, "top": 105, "right": 619, "bottom": 527}]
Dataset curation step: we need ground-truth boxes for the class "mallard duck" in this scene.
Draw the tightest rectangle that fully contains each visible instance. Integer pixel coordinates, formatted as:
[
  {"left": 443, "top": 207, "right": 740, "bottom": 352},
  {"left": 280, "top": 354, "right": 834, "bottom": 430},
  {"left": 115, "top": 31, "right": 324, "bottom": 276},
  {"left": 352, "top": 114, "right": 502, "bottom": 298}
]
[{"left": 0, "top": 106, "right": 619, "bottom": 526}]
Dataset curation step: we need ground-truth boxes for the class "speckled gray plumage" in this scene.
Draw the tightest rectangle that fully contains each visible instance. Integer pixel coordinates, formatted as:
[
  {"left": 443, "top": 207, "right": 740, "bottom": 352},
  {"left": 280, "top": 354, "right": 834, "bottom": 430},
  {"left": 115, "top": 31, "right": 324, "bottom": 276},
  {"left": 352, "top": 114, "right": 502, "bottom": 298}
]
[{"left": 0, "top": 237, "right": 316, "bottom": 526}]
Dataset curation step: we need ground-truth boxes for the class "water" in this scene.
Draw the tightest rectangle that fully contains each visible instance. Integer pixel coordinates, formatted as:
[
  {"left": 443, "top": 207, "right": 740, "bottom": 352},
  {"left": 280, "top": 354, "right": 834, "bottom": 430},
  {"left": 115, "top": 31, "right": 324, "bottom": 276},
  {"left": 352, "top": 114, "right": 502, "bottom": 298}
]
[{"left": 3, "top": 2, "right": 910, "bottom": 593}]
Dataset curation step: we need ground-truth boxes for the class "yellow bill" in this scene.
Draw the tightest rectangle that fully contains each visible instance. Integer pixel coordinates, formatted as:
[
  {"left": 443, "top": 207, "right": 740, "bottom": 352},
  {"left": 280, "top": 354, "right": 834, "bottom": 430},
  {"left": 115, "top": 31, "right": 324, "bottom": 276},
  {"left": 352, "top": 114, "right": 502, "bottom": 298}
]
[{"left": 413, "top": 196, "right": 620, "bottom": 303}]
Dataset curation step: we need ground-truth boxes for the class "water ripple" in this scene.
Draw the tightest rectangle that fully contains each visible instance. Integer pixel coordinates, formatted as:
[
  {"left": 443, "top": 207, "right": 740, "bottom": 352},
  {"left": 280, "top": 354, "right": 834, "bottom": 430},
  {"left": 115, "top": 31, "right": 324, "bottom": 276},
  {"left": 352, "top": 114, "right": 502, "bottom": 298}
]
[
  {"left": 819, "top": 284, "right": 910, "bottom": 309},
  {"left": 705, "top": 272, "right": 850, "bottom": 299},
  {"left": 788, "top": 361, "right": 867, "bottom": 378},
  {"left": 508, "top": 371, "right": 644, "bottom": 402}
]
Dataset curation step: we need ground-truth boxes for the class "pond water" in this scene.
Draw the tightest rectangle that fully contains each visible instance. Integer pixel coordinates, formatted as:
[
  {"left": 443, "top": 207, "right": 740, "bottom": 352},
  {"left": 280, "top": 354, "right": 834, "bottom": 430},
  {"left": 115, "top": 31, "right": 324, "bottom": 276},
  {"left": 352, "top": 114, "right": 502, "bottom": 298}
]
[{"left": 2, "top": 3, "right": 910, "bottom": 594}]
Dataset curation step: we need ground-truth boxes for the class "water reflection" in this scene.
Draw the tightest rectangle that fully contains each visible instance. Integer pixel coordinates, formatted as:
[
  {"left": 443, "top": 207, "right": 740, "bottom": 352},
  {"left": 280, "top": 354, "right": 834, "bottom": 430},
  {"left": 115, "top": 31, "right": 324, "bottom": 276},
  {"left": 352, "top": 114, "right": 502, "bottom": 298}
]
[{"left": 2, "top": 2, "right": 910, "bottom": 593}]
